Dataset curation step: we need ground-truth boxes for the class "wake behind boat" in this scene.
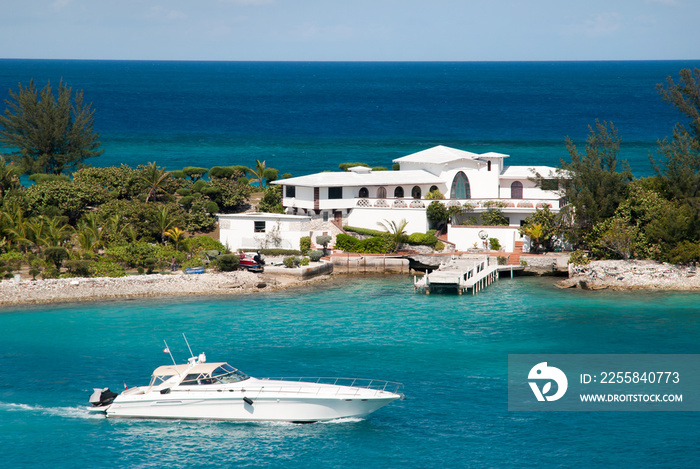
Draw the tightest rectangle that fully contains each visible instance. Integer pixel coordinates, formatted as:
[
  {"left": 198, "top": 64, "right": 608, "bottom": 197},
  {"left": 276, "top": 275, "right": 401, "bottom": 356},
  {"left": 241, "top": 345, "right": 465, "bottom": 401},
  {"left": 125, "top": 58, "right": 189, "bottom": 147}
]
[{"left": 89, "top": 347, "right": 403, "bottom": 423}]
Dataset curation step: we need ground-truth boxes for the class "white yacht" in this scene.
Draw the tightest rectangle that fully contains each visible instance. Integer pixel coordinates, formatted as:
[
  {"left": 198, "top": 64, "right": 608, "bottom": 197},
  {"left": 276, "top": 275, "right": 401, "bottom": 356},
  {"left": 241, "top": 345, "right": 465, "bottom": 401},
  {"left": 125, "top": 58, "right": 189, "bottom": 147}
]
[{"left": 89, "top": 352, "right": 403, "bottom": 422}]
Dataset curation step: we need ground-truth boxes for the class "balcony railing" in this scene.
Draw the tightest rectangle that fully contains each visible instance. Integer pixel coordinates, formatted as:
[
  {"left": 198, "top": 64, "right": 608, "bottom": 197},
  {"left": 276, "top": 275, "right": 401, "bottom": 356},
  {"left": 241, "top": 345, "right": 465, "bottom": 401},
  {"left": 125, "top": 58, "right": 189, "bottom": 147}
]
[{"left": 355, "top": 198, "right": 562, "bottom": 210}]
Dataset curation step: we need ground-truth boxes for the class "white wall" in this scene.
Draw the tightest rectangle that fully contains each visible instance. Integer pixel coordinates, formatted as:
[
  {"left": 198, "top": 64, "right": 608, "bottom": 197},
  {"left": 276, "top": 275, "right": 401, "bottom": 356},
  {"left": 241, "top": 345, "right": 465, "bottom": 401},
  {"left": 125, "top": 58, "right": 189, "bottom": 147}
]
[
  {"left": 446, "top": 225, "right": 519, "bottom": 252},
  {"left": 218, "top": 214, "right": 311, "bottom": 251},
  {"left": 347, "top": 207, "right": 429, "bottom": 234}
]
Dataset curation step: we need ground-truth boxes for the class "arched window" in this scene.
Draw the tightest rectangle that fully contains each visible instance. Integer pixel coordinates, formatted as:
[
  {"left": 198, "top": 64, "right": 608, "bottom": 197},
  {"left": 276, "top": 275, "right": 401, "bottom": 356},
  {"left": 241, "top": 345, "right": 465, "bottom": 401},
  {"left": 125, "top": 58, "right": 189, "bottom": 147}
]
[
  {"left": 377, "top": 186, "right": 387, "bottom": 199},
  {"left": 511, "top": 181, "right": 523, "bottom": 199},
  {"left": 429, "top": 185, "right": 438, "bottom": 193},
  {"left": 450, "top": 171, "right": 471, "bottom": 199},
  {"left": 358, "top": 187, "right": 369, "bottom": 198},
  {"left": 411, "top": 186, "right": 422, "bottom": 199},
  {"left": 394, "top": 186, "right": 404, "bottom": 198}
]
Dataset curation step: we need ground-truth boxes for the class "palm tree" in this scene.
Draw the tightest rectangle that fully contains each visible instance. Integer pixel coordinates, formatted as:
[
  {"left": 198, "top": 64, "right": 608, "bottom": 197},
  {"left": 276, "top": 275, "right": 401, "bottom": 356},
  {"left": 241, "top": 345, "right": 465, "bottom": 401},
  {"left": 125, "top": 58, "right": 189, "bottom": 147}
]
[
  {"left": 248, "top": 159, "right": 267, "bottom": 189},
  {"left": 76, "top": 213, "right": 103, "bottom": 253},
  {"left": 43, "top": 216, "right": 74, "bottom": 247},
  {"left": 140, "top": 162, "right": 171, "bottom": 202},
  {"left": 152, "top": 206, "right": 175, "bottom": 242},
  {"left": 164, "top": 227, "right": 186, "bottom": 250},
  {"left": 377, "top": 218, "right": 409, "bottom": 253}
]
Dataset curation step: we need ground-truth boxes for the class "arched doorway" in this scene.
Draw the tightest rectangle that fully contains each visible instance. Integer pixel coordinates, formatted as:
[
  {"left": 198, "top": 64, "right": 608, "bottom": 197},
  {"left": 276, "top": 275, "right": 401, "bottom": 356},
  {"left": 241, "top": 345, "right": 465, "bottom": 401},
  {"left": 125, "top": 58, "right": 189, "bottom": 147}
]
[
  {"left": 358, "top": 187, "right": 369, "bottom": 198},
  {"left": 377, "top": 186, "right": 387, "bottom": 198},
  {"left": 450, "top": 171, "right": 471, "bottom": 199},
  {"left": 411, "top": 186, "right": 421, "bottom": 199},
  {"left": 394, "top": 186, "right": 404, "bottom": 198},
  {"left": 511, "top": 181, "right": 523, "bottom": 199}
]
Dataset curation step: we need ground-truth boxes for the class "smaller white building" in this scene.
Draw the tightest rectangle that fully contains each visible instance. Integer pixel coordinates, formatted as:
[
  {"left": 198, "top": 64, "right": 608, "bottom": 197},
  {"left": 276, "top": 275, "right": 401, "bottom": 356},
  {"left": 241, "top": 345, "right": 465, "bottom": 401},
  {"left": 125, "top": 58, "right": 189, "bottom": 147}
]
[{"left": 218, "top": 213, "right": 312, "bottom": 251}]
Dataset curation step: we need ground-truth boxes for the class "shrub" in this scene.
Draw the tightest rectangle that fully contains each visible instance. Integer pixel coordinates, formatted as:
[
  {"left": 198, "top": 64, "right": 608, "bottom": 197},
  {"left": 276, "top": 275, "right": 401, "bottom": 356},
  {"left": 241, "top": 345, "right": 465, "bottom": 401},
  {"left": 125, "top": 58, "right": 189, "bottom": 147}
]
[
  {"left": 89, "top": 260, "right": 126, "bottom": 278},
  {"left": 283, "top": 256, "right": 300, "bottom": 268},
  {"left": 489, "top": 238, "right": 502, "bottom": 251},
  {"left": 434, "top": 241, "right": 445, "bottom": 251},
  {"left": 137, "top": 266, "right": 145, "bottom": 275},
  {"left": 520, "top": 259, "right": 528, "bottom": 266},
  {"left": 568, "top": 250, "right": 590, "bottom": 265},
  {"left": 335, "top": 233, "right": 360, "bottom": 252},
  {"left": 300, "top": 236, "right": 311, "bottom": 255},
  {"left": 497, "top": 256, "right": 508, "bottom": 265},
  {"left": 44, "top": 247, "right": 69, "bottom": 269},
  {"left": 300, "top": 257, "right": 310, "bottom": 266},
  {"left": 29, "top": 268, "right": 40, "bottom": 280},
  {"left": 308, "top": 250, "right": 324, "bottom": 262},
  {"left": 176, "top": 188, "right": 192, "bottom": 197},
  {"left": 343, "top": 226, "right": 386, "bottom": 237},
  {"left": 144, "top": 258, "right": 157, "bottom": 274},
  {"left": 405, "top": 232, "right": 439, "bottom": 247},
  {"left": 65, "top": 259, "right": 93, "bottom": 277},
  {"left": 316, "top": 235, "right": 332, "bottom": 248},
  {"left": 42, "top": 267, "right": 60, "bottom": 279},
  {"left": 217, "top": 254, "right": 240, "bottom": 272}
]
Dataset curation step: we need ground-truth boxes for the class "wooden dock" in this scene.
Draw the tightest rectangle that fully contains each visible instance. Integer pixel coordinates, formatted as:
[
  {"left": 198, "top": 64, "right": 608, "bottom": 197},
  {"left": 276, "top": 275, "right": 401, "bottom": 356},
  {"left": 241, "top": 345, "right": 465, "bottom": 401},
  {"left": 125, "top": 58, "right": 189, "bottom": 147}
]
[{"left": 413, "top": 255, "right": 523, "bottom": 295}]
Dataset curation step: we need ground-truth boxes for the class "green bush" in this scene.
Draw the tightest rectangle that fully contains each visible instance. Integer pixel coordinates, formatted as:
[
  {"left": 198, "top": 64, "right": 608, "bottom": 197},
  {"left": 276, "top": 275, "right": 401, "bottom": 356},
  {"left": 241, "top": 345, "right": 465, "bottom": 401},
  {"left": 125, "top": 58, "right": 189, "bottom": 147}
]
[
  {"left": 434, "top": 241, "right": 445, "bottom": 251},
  {"left": 308, "top": 250, "right": 324, "bottom": 262},
  {"left": 405, "top": 232, "right": 439, "bottom": 247},
  {"left": 283, "top": 256, "right": 300, "bottom": 268},
  {"left": 520, "top": 259, "right": 528, "bottom": 266},
  {"left": 489, "top": 238, "right": 502, "bottom": 251},
  {"left": 300, "top": 257, "right": 310, "bottom": 266},
  {"left": 89, "top": 260, "right": 126, "bottom": 278},
  {"left": 300, "top": 236, "right": 311, "bottom": 255},
  {"left": 217, "top": 254, "right": 240, "bottom": 271},
  {"left": 335, "top": 233, "right": 360, "bottom": 252},
  {"left": 42, "top": 267, "right": 60, "bottom": 279},
  {"left": 343, "top": 226, "right": 386, "bottom": 237},
  {"left": 44, "top": 247, "right": 69, "bottom": 269},
  {"left": 65, "top": 259, "right": 93, "bottom": 277},
  {"left": 176, "top": 188, "right": 192, "bottom": 197},
  {"left": 497, "top": 256, "right": 507, "bottom": 265},
  {"left": 568, "top": 250, "right": 590, "bottom": 265}
]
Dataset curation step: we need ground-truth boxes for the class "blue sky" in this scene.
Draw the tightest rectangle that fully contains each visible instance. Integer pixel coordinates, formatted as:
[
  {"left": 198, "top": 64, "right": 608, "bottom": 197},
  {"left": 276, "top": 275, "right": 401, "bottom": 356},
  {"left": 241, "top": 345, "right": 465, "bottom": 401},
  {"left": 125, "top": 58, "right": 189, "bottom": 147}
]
[{"left": 1, "top": 0, "right": 697, "bottom": 61}]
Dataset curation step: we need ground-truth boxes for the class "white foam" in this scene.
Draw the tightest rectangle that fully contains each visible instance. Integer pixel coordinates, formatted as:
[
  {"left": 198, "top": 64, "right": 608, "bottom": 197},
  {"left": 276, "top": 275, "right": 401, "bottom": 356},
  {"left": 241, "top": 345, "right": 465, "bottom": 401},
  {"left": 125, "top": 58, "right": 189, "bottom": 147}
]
[{"left": 0, "top": 401, "right": 103, "bottom": 419}]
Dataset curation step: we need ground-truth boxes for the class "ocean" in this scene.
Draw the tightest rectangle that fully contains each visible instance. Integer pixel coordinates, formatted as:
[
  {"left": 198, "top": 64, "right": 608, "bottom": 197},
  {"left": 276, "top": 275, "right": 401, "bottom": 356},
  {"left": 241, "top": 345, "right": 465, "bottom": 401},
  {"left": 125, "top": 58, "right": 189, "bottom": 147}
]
[
  {"left": 1, "top": 276, "right": 700, "bottom": 468},
  {"left": 1, "top": 60, "right": 699, "bottom": 177}
]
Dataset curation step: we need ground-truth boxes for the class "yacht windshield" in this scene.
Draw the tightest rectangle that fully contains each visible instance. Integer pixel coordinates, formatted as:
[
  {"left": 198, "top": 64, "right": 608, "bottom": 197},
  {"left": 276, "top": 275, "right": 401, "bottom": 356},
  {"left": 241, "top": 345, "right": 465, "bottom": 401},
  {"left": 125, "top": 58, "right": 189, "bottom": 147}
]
[
  {"left": 149, "top": 374, "right": 174, "bottom": 386},
  {"left": 212, "top": 364, "right": 249, "bottom": 383}
]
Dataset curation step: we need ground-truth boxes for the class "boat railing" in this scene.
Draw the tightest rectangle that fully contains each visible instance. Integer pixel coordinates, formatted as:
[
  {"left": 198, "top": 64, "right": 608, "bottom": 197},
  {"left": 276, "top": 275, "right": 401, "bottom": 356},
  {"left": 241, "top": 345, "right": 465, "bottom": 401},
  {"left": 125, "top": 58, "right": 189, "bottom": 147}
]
[{"left": 260, "top": 377, "right": 403, "bottom": 395}]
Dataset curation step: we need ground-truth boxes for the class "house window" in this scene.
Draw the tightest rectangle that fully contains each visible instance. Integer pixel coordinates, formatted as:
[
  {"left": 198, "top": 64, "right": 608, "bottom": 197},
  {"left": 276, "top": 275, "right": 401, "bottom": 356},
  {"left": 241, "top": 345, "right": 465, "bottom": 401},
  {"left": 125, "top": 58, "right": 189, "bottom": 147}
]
[
  {"left": 394, "top": 186, "right": 404, "bottom": 198},
  {"left": 254, "top": 221, "right": 266, "bottom": 233},
  {"left": 377, "top": 186, "right": 387, "bottom": 198},
  {"left": 487, "top": 161, "right": 492, "bottom": 171},
  {"left": 450, "top": 172, "right": 471, "bottom": 199},
  {"left": 429, "top": 185, "right": 438, "bottom": 193},
  {"left": 411, "top": 186, "right": 422, "bottom": 199},
  {"left": 285, "top": 185, "right": 296, "bottom": 198},
  {"left": 358, "top": 187, "right": 369, "bottom": 198},
  {"left": 511, "top": 181, "right": 523, "bottom": 199},
  {"left": 323, "top": 212, "right": 329, "bottom": 222},
  {"left": 328, "top": 187, "right": 343, "bottom": 199}
]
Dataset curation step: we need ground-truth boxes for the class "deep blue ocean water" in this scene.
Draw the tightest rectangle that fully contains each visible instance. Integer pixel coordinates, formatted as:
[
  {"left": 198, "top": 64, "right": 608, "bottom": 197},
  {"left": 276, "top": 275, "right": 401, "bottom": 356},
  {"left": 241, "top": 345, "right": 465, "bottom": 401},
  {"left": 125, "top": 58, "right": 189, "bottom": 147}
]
[
  {"left": 2, "top": 276, "right": 700, "bottom": 468},
  {"left": 2, "top": 60, "right": 700, "bottom": 177}
]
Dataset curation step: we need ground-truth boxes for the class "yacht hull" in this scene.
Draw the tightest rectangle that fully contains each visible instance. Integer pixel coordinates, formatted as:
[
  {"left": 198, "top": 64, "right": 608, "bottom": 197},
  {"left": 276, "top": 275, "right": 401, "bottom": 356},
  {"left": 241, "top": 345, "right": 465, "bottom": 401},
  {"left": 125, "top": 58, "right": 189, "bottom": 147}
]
[{"left": 105, "top": 394, "right": 399, "bottom": 422}]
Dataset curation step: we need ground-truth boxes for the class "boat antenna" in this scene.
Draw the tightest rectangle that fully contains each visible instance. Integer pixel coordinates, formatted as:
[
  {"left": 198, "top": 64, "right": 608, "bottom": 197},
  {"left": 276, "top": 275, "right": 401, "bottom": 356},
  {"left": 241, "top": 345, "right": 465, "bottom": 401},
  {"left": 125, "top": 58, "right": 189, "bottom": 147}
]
[
  {"left": 183, "top": 333, "right": 194, "bottom": 358},
  {"left": 164, "top": 340, "right": 177, "bottom": 367}
]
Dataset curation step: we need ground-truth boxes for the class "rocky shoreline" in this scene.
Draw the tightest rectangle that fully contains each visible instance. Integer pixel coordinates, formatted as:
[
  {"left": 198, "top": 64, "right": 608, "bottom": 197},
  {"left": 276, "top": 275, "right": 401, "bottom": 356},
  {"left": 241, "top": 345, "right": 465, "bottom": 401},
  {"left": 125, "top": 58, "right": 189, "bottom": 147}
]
[
  {"left": 556, "top": 260, "right": 700, "bottom": 291},
  {"left": 0, "top": 270, "right": 330, "bottom": 306}
]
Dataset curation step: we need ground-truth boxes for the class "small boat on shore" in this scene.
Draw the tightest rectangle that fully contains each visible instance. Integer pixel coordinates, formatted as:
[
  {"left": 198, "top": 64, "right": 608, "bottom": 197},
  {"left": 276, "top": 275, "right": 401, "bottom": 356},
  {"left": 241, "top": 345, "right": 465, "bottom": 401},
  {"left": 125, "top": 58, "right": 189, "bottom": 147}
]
[{"left": 89, "top": 348, "right": 403, "bottom": 423}]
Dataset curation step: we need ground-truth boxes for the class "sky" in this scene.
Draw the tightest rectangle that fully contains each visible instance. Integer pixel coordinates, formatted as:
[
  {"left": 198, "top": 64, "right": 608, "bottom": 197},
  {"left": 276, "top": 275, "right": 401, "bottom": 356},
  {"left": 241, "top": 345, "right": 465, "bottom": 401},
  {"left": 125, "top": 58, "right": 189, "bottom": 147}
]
[{"left": 0, "top": 0, "right": 698, "bottom": 61}]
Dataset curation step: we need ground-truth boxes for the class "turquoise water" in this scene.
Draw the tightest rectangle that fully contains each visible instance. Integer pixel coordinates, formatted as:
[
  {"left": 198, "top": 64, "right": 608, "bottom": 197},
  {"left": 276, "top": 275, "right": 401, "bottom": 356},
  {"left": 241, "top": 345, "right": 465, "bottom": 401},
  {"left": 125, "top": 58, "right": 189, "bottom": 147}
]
[
  {"left": 2, "top": 276, "right": 700, "bottom": 467},
  {"left": 3, "top": 60, "right": 700, "bottom": 177}
]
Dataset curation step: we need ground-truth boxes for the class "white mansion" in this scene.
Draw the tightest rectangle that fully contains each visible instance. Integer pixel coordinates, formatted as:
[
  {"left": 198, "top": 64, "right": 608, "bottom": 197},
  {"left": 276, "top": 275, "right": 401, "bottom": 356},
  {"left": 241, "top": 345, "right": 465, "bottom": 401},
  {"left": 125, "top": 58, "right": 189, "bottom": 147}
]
[{"left": 218, "top": 145, "right": 564, "bottom": 252}]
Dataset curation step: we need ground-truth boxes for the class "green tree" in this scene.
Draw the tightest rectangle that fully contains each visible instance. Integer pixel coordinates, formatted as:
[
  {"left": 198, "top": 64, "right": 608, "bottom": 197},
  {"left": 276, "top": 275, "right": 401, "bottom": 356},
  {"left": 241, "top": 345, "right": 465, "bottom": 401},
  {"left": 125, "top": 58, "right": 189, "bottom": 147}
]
[
  {"left": 0, "top": 80, "right": 103, "bottom": 174},
  {"left": 249, "top": 159, "right": 269, "bottom": 188},
  {"left": 518, "top": 206, "right": 561, "bottom": 251},
  {"left": 257, "top": 185, "right": 284, "bottom": 213},
  {"left": 480, "top": 209, "right": 509, "bottom": 226},
  {"left": 182, "top": 166, "right": 209, "bottom": 182},
  {"left": 140, "top": 162, "right": 171, "bottom": 203},
  {"left": 0, "top": 156, "right": 20, "bottom": 198},
  {"left": 559, "top": 120, "right": 633, "bottom": 246},
  {"left": 164, "top": 226, "right": 186, "bottom": 250},
  {"left": 426, "top": 201, "right": 449, "bottom": 229}
]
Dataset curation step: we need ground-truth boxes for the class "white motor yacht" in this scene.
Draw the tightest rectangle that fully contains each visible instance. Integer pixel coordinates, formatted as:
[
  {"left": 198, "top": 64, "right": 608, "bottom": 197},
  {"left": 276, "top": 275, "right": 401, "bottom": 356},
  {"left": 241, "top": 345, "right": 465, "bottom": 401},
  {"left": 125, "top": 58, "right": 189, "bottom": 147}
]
[{"left": 89, "top": 352, "right": 403, "bottom": 422}]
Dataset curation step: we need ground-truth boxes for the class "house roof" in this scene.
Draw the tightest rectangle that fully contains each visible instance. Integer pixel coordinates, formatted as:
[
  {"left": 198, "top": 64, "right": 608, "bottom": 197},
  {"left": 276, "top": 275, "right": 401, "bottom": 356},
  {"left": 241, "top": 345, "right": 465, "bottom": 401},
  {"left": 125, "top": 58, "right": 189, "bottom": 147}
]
[
  {"left": 500, "top": 165, "right": 559, "bottom": 179},
  {"left": 272, "top": 169, "right": 443, "bottom": 188},
  {"left": 392, "top": 145, "right": 509, "bottom": 164}
]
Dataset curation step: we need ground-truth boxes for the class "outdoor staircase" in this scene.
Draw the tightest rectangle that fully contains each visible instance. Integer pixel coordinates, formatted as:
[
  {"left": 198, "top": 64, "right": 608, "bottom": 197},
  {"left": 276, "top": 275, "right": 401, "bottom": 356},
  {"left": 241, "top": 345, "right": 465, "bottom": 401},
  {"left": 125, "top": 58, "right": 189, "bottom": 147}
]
[{"left": 509, "top": 241, "right": 524, "bottom": 265}]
